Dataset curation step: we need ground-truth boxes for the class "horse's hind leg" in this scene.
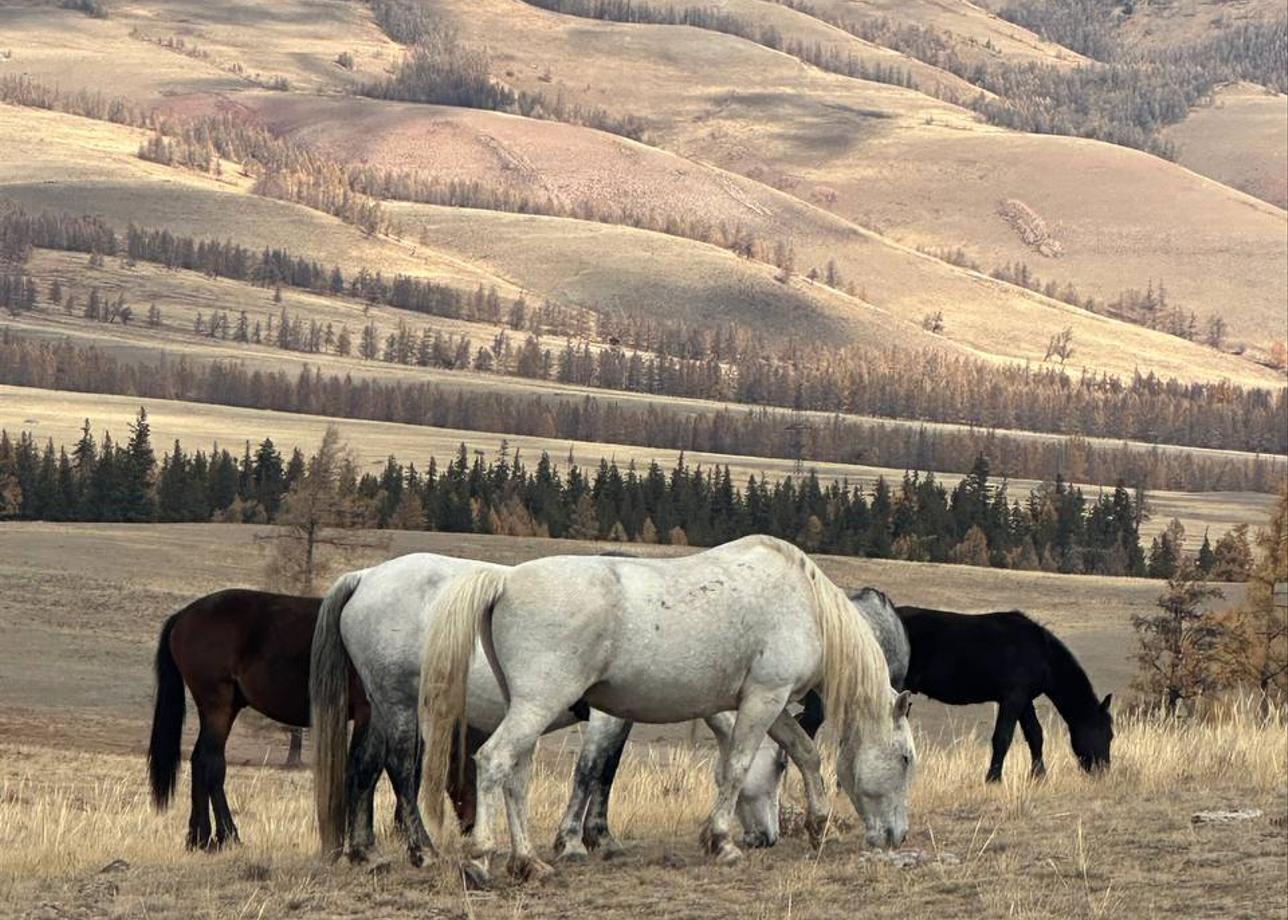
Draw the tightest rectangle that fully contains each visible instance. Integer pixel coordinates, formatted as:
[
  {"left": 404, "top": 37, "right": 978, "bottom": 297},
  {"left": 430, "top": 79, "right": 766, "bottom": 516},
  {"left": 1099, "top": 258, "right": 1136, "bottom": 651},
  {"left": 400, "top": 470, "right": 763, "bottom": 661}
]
[
  {"left": 470, "top": 699, "right": 569, "bottom": 884},
  {"left": 582, "top": 717, "right": 630, "bottom": 857},
  {"left": 208, "top": 705, "right": 242, "bottom": 847},
  {"left": 700, "top": 686, "right": 793, "bottom": 864},
  {"left": 1018, "top": 702, "right": 1046, "bottom": 779},
  {"left": 386, "top": 721, "right": 436, "bottom": 867},
  {"left": 553, "top": 712, "right": 631, "bottom": 861},
  {"left": 344, "top": 714, "right": 384, "bottom": 863},
  {"left": 189, "top": 689, "right": 238, "bottom": 849},
  {"left": 986, "top": 698, "right": 1024, "bottom": 783},
  {"left": 186, "top": 736, "right": 213, "bottom": 850}
]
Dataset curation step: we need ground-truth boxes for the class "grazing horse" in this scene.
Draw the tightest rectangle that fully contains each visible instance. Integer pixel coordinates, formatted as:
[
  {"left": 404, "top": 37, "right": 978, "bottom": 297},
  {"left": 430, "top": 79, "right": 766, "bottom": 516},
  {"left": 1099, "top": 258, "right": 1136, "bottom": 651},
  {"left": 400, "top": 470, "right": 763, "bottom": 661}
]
[
  {"left": 146, "top": 589, "right": 375, "bottom": 849},
  {"left": 309, "top": 553, "right": 788, "bottom": 866},
  {"left": 896, "top": 606, "right": 1113, "bottom": 782},
  {"left": 420, "top": 535, "right": 915, "bottom": 885},
  {"left": 736, "top": 587, "right": 910, "bottom": 843}
]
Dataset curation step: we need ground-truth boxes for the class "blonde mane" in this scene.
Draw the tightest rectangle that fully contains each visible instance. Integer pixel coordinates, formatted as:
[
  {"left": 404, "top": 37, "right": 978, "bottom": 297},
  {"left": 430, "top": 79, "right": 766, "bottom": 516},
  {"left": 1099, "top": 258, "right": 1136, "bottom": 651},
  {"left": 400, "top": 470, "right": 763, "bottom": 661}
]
[{"left": 746, "top": 536, "right": 892, "bottom": 748}]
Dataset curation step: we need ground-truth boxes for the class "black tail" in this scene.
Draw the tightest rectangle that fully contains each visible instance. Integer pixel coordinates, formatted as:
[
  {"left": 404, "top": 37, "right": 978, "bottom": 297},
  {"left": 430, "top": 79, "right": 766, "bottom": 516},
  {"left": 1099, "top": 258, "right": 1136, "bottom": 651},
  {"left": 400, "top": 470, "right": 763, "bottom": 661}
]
[{"left": 147, "top": 612, "right": 186, "bottom": 810}]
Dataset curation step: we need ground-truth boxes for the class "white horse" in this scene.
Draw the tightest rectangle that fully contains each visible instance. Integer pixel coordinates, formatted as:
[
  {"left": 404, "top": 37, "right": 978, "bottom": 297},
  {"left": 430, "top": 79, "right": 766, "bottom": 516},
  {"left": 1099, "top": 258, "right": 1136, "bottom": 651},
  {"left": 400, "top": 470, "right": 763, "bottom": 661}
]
[
  {"left": 309, "top": 552, "right": 789, "bottom": 864},
  {"left": 420, "top": 535, "right": 916, "bottom": 884}
]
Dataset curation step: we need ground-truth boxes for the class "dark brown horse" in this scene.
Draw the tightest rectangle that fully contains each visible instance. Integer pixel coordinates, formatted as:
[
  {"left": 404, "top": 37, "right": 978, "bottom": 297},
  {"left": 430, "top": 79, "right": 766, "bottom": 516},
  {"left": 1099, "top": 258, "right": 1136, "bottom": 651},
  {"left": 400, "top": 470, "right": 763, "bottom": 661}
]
[{"left": 147, "top": 589, "right": 375, "bottom": 849}]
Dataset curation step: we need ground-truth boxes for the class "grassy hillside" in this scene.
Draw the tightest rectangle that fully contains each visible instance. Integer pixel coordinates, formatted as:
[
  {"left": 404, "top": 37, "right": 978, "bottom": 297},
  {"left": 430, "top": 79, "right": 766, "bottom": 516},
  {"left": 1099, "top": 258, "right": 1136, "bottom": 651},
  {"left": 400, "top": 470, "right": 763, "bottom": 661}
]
[
  {"left": 431, "top": 0, "right": 1287, "bottom": 355},
  {"left": 1162, "top": 82, "right": 1288, "bottom": 210}
]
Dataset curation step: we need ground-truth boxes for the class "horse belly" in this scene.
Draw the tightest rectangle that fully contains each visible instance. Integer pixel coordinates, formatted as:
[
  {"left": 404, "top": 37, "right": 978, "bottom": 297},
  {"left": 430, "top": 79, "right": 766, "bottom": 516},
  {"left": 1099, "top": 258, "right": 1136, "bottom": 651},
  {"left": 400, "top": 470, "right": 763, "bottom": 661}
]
[{"left": 586, "top": 635, "right": 751, "bottom": 724}]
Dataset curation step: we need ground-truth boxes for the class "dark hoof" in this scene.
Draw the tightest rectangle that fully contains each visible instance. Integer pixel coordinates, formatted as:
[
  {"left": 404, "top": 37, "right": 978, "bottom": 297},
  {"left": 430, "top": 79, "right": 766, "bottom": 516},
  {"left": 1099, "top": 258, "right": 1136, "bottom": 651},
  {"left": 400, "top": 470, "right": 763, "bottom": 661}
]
[
  {"left": 461, "top": 861, "right": 490, "bottom": 891},
  {"left": 346, "top": 848, "right": 370, "bottom": 865},
  {"left": 407, "top": 847, "right": 427, "bottom": 868},
  {"left": 367, "top": 860, "right": 393, "bottom": 877},
  {"left": 740, "top": 832, "right": 778, "bottom": 849},
  {"left": 984, "top": 772, "right": 1003, "bottom": 784}
]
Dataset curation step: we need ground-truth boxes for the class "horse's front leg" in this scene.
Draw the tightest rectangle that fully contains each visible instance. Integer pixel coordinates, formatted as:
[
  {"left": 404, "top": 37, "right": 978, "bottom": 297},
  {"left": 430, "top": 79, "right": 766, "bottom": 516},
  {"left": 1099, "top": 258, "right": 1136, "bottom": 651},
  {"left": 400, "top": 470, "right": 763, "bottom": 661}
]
[
  {"left": 766, "top": 708, "right": 829, "bottom": 851},
  {"left": 701, "top": 687, "right": 792, "bottom": 864},
  {"left": 1018, "top": 701, "right": 1046, "bottom": 779},
  {"left": 986, "top": 698, "right": 1024, "bottom": 783},
  {"left": 708, "top": 712, "right": 786, "bottom": 849},
  {"left": 553, "top": 711, "right": 631, "bottom": 862}
]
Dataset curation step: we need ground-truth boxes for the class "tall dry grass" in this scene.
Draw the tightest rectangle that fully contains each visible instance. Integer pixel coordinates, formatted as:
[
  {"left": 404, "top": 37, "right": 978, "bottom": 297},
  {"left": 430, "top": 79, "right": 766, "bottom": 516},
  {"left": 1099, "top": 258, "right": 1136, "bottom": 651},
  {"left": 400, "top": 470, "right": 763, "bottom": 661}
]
[{"left": 1, "top": 701, "right": 1282, "bottom": 887}]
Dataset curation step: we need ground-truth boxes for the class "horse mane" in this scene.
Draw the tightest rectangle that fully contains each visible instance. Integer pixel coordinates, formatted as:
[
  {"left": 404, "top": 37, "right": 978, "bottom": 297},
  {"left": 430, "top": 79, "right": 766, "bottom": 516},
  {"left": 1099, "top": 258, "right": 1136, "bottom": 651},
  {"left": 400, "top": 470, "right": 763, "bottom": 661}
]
[
  {"left": 1036, "top": 620, "right": 1100, "bottom": 719},
  {"left": 745, "top": 536, "right": 892, "bottom": 747},
  {"left": 850, "top": 586, "right": 894, "bottom": 608}
]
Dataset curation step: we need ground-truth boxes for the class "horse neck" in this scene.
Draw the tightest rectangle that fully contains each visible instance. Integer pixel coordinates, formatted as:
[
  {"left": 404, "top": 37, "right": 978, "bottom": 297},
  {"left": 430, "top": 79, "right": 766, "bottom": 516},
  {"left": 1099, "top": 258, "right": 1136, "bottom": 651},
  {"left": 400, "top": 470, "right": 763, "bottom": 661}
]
[{"left": 1042, "top": 636, "right": 1099, "bottom": 728}]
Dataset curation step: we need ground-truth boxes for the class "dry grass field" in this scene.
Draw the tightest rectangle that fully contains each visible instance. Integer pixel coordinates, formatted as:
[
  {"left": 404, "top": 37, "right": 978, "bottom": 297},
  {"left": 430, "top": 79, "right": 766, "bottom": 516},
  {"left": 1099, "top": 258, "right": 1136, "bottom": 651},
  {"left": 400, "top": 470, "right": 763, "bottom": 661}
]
[
  {"left": 0, "top": 523, "right": 1283, "bottom": 919},
  {"left": 2, "top": 384, "right": 1279, "bottom": 541},
  {"left": 1161, "top": 83, "right": 1288, "bottom": 210}
]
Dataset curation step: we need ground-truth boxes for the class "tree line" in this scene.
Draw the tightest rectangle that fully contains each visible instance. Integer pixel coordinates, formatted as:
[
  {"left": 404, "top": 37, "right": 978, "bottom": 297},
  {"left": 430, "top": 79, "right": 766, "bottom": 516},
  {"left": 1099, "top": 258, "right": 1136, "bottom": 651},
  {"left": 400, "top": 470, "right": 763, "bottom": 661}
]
[
  {"left": 0, "top": 409, "right": 1223, "bottom": 579},
  {"left": 5, "top": 202, "right": 1286, "bottom": 456},
  {"left": 3, "top": 334, "right": 1284, "bottom": 494},
  {"left": 521, "top": 0, "right": 918, "bottom": 90},
  {"left": 359, "top": 15, "right": 648, "bottom": 140}
]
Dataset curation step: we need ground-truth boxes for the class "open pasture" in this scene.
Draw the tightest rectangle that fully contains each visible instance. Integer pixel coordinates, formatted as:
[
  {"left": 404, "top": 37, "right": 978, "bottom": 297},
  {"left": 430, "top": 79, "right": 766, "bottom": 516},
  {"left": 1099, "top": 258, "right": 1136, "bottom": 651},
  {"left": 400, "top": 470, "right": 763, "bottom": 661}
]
[{"left": 0, "top": 523, "right": 1282, "bottom": 918}]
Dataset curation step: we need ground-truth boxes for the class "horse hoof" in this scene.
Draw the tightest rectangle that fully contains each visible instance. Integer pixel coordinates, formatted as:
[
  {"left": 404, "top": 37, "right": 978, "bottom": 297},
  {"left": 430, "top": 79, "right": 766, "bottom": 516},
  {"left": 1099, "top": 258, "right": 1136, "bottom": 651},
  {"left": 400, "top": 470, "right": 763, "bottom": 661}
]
[
  {"left": 598, "top": 837, "right": 627, "bottom": 860},
  {"left": 347, "top": 848, "right": 369, "bottom": 865},
  {"left": 741, "top": 832, "right": 777, "bottom": 849},
  {"left": 509, "top": 856, "right": 554, "bottom": 883},
  {"left": 407, "top": 848, "right": 426, "bottom": 869},
  {"left": 554, "top": 845, "right": 589, "bottom": 864},
  {"left": 461, "top": 861, "right": 490, "bottom": 891},
  {"left": 715, "top": 840, "right": 744, "bottom": 865},
  {"left": 805, "top": 815, "right": 829, "bottom": 851}
]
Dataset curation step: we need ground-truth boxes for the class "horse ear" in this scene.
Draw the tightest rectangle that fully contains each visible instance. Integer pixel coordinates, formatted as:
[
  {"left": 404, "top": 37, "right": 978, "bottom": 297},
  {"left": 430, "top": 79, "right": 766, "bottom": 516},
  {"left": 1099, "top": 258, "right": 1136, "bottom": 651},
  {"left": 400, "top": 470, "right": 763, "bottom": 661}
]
[
  {"left": 1100, "top": 693, "right": 1113, "bottom": 714},
  {"left": 893, "top": 690, "right": 912, "bottom": 721}
]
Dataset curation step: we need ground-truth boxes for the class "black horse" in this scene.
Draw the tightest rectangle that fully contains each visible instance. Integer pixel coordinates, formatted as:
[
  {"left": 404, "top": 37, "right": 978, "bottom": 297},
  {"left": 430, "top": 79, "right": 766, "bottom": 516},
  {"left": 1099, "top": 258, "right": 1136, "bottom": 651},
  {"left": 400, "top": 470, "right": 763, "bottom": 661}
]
[{"left": 896, "top": 607, "right": 1113, "bottom": 782}]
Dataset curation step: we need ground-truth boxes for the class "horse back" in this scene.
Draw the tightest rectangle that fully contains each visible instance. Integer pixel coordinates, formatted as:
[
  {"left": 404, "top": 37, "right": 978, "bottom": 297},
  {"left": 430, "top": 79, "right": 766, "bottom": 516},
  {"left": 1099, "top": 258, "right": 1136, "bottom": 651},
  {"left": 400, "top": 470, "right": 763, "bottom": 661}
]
[
  {"left": 168, "top": 589, "right": 337, "bottom": 727},
  {"left": 896, "top": 606, "right": 1053, "bottom": 705}
]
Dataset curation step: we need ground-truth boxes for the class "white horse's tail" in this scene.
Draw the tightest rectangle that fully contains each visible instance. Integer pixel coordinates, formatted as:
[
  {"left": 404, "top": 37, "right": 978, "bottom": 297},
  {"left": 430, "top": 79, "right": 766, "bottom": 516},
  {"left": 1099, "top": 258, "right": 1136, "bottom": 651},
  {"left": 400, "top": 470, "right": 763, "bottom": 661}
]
[
  {"left": 418, "top": 568, "right": 508, "bottom": 832},
  {"left": 311, "top": 570, "right": 364, "bottom": 860},
  {"left": 799, "top": 554, "right": 892, "bottom": 752}
]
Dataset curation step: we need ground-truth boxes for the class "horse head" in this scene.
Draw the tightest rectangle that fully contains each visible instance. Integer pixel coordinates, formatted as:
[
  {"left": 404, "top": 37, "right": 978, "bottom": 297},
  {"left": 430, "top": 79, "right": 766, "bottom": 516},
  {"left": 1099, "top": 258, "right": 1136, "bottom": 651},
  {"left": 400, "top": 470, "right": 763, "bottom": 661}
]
[
  {"left": 1071, "top": 693, "right": 1114, "bottom": 773},
  {"left": 840, "top": 688, "right": 916, "bottom": 850}
]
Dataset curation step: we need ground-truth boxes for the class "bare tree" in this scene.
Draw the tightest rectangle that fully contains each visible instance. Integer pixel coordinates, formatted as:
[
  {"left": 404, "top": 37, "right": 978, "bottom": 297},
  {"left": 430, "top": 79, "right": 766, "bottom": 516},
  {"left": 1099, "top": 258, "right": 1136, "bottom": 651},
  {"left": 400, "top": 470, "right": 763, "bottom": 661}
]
[
  {"left": 258, "top": 426, "right": 389, "bottom": 767},
  {"left": 259, "top": 426, "right": 388, "bottom": 596},
  {"left": 1044, "top": 326, "right": 1075, "bottom": 366}
]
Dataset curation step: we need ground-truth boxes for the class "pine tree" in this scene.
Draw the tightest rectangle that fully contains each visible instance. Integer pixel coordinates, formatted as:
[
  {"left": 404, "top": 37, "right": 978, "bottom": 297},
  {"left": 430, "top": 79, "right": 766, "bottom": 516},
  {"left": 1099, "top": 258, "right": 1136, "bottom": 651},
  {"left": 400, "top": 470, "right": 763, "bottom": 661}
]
[{"left": 121, "top": 407, "right": 157, "bottom": 522}]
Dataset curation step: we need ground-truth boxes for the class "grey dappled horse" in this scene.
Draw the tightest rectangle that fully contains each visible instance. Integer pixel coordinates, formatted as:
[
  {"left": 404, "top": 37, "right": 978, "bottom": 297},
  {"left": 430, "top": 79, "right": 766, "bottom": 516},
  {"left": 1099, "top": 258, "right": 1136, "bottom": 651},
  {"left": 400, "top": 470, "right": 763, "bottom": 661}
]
[{"left": 420, "top": 536, "right": 916, "bottom": 885}]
